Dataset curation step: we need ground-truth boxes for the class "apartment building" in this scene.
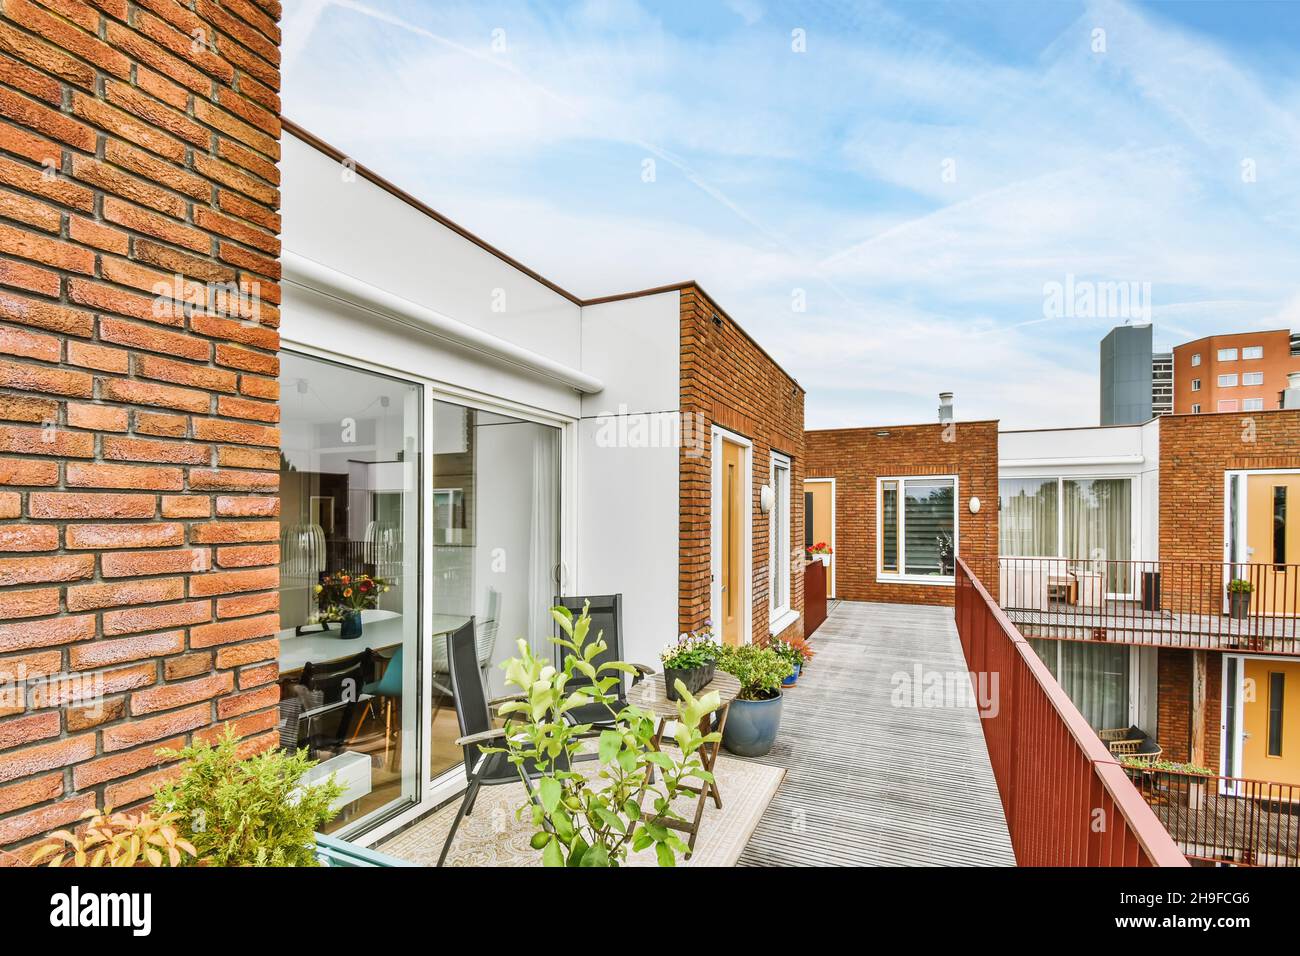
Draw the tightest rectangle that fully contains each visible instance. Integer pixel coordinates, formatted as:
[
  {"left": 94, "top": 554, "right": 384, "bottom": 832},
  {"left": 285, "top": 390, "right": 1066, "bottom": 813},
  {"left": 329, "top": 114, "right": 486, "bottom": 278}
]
[
  {"left": 1173, "top": 329, "right": 1300, "bottom": 415},
  {"left": 0, "top": 6, "right": 805, "bottom": 853}
]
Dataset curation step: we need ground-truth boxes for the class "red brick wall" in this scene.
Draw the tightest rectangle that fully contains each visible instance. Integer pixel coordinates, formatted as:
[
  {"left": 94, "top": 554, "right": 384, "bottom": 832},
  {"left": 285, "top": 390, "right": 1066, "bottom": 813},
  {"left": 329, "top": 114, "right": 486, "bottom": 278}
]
[
  {"left": 1156, "top": 648, "right": 1222, "bottom": 770},
  {"left": 0, "top": 0, "right": 281, "bottom": 853},
  {"left": 803, "top": 422, "right": 999, "bottom": 606},
  {"left": 678, "top": 285, "right": 805, "bottom": 642}
]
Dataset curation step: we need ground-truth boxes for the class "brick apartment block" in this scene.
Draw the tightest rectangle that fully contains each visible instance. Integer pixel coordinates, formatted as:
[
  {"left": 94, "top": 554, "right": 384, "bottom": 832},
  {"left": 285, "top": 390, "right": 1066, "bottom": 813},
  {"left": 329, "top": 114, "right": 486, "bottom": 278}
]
[
  {"left": 678, "top": 284, "right": 805, "bottom": 641},
  {"left": 804, "top": 421, "right": 999, "bottom": 606},
  {"left": 1154, "top": 408, "right": 1300, "bottom": 767},
  {"left": 0, "top": 0, "right": 282, "bottom": 854}
]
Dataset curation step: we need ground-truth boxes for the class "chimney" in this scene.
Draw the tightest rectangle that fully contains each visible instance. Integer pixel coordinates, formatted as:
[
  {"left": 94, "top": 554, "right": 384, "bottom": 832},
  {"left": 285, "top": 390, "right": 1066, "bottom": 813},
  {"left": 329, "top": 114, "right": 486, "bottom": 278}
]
[
  {"left": 1284, "top": 373, "right": 1300, "bottom": 410},
  {"left": 938, "top": 391, "right": 954, "bottom": 424}
]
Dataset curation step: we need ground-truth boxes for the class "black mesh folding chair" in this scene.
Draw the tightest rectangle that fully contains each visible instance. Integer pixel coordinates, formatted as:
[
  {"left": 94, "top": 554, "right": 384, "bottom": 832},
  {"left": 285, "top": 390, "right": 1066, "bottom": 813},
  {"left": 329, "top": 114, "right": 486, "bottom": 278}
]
[
  {"left": 295, "top": 648, "right": 376, "bottom": 755},
  {"left": 551, "top": 594, "right": 654, "bottom": 728},
  {"left": 437, "top": 619, "right": 580, "bottom": 867}
]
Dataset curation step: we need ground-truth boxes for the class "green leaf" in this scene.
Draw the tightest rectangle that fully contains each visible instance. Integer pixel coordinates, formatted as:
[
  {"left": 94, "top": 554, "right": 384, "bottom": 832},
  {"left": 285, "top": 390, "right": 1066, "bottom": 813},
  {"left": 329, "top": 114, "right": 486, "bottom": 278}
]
[
  {"left": 624, "top": 799, "right": 641, "bottom": 821},
  {"left": 538, "top": 777, "right": 561, "bottom": 814},
  {"left": 598, "top": 729, "right": 623, "bottom": 764},
  {"left": 581, "top": 844, "right": 611, "bottom": 867},
  {"left": 631, "top": 827, "right": 654, "bottom": 852},
  {"left": 595, "top": 807, "right": 626, "bottom": 834},
  {"left": 553, "top": 807, "right": 574, "bottom": 843},
  {"left": 655, "top": 841, "right": 676, "bottom": 867},
  {"left": 542, "top": 837, "right": 564, "bottom": 867}
]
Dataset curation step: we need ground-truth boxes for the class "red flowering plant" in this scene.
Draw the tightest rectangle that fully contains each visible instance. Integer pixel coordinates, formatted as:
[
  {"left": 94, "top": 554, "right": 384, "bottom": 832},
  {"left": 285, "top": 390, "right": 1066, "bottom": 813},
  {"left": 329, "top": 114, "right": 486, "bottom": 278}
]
[
  {"left": 807, "top": 541, "right": 832, "bottom": 555},
  {"left": 315, "top": 571, "right": 390, "bottom": 620}
]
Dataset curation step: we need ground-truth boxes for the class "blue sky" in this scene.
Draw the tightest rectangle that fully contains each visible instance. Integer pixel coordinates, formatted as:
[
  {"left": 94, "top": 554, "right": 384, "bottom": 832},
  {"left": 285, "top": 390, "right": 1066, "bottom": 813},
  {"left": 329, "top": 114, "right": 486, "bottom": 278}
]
[{"left": 281, "top": 0, "right": 1300, "bottom": 428}]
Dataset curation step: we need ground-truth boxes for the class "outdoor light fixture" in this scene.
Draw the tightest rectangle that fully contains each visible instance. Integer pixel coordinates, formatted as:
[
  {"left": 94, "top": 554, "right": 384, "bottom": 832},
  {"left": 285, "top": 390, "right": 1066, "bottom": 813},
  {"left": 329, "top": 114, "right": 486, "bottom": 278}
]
[
  {"left": 969, "top": 496, "right": 981, "bottom": 514},
  {"left": 875, "top": 430, "right": 890, "bottom": 438},
  {"left": 759, "top": 483, "right": 775, "bottom": 514}
]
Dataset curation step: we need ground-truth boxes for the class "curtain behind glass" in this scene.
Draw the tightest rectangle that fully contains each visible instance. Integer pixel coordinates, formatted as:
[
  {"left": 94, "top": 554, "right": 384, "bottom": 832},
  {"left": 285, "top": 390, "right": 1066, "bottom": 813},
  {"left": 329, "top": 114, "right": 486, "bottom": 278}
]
[
  {"left": 999, "top": 478, "right": 1058, "bottom": 556},
  {"left": 1063, "top": 479, "right": 1131, "bottom": 592},
  {"left": 903, "top": 479, "right": 955, "bottom": 575},
  {"left": 1058, "top": 643, "right": 1129, "bottom": 730}
]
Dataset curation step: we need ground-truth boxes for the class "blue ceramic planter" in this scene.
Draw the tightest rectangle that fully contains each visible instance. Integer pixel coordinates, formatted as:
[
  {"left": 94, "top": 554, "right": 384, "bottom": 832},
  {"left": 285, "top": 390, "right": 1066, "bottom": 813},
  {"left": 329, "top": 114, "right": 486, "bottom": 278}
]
[
  {"left": 340, "top": 609, "right": 363, "bottom": 639},
  {"left": 782, "top": 663, "right": 801, "bottom": 687},
  {"left": 722, "top": 692, "right": 783, "bottom": 757}
]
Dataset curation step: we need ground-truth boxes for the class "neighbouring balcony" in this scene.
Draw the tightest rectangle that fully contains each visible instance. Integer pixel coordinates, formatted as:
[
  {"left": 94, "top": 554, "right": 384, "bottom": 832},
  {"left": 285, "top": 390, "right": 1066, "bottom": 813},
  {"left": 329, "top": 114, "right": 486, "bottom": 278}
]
[
  {"left": 1125, "top": 769, "right": 1300, "bottom": 867},
  {"left": 998, "top": 557, "right": 1300, "bottom": 654}
]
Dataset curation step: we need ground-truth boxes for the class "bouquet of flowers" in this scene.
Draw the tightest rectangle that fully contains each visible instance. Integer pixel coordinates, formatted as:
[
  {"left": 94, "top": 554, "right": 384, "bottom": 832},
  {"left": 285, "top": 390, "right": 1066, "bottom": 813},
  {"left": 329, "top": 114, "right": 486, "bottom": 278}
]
[
  {"left": 807, "top": 541, "right": 833, "bottom": 556},
  {"left": 315, "top": 571, "right": 390, "bottom": 620}
]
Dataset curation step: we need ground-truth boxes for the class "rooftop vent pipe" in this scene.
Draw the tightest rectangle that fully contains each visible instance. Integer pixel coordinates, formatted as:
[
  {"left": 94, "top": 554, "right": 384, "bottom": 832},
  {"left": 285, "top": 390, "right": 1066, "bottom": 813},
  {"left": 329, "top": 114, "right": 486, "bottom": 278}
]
[{"left": 938, "top": 392, "right": 954, "bottom": 424}]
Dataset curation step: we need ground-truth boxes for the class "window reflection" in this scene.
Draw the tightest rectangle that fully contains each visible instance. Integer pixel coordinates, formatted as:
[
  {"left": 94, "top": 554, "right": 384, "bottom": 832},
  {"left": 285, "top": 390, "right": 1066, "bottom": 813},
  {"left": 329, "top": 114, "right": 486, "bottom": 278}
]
[{"left": 278, "top": 353, "right": 421, "bottom": 832}]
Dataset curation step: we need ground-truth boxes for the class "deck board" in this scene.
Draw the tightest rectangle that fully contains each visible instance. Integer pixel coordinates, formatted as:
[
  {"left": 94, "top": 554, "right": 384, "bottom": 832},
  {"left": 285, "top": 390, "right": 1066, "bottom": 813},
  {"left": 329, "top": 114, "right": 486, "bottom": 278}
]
[{"left": 737, "top": 600, "right": 1016, "bottom": 867}]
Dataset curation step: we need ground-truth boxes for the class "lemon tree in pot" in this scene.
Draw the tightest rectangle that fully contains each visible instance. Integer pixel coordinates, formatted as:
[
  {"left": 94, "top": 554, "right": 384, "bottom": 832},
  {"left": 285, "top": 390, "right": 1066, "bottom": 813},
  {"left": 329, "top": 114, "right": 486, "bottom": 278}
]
[{"left": 716, "top": 643, "right": 792, "bottom": 757}]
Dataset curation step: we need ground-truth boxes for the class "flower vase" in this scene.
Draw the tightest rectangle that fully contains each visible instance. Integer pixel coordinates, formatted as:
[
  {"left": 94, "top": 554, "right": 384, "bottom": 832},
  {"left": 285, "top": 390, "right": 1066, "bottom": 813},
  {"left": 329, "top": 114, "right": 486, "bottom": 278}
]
[{"left": 340, "top": 609, "right": 363, "bottom": 639}]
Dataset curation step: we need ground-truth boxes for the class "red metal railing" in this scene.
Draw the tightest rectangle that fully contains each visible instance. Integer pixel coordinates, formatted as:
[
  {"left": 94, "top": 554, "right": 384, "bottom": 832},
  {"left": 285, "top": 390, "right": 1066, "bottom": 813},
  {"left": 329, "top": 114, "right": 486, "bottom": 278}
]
[
  {"left": 998, "top": 556, "right": 1300, "bottom": 654},
  {"left": 955, "top": 558, "right": 1188, "bottom": 867},
  {"left": 1124, "top": 768, "right": 1300, "bottom": 867}
]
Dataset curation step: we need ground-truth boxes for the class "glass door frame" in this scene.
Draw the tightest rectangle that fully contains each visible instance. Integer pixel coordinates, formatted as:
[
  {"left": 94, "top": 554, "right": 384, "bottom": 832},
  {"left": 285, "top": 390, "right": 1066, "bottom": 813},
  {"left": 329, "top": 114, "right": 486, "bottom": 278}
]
[
  {"left": 1001, "top": 473, "right": 1140, "bottom": 600},
  {"left": 280, "top": 342, "right": 577, "bottom": 848}
]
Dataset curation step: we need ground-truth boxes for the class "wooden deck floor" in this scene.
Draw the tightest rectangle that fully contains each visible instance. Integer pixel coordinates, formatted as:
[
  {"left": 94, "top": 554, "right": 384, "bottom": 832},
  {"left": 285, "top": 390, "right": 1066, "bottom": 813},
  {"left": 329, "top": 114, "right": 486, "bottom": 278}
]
[{"left": 737, "top": 600, "right": 1016, "bottom": 866}]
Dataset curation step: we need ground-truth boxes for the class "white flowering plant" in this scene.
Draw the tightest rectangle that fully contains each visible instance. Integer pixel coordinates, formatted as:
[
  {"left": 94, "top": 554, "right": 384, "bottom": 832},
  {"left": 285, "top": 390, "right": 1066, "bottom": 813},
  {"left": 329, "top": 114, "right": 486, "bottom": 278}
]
[{"left": 660, "top": 622, "right": 720, "bottom": 670}]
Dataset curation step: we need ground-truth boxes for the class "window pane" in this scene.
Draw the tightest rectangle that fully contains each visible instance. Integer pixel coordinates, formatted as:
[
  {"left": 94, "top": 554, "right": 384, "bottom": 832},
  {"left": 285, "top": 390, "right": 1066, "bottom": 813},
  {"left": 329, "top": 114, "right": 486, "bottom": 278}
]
[
  {"left": 999, "top": 478, "right": 1058, "bottom": 556},
  {"left": 770, "top": 459, "right": 791, "bottom": 611},
  {"left": 429, "top": 403, "right": 561, "bottom": 779},
  {"left": 1268, "top": 672, "right": 1285, "bottom": 758},
  {"left": 1028, "top": 638, "right": 1060, "bottom": 680},
  {"left": 1275, "top": 486, "right": 1288, "bottom": 567},
  {"left": 903, "top": 478, "right": 955, "bottom": 576},
  {"left": 278, "top": 351, "right": 422, "bottom": 832},
  {"left": 1063, "top": 478, "right": 1131, "bottom": 591},
  {"left": 1058, "top": 643, "right": 1129, "bottom": 731},
  {"left": 880, "top": 481, "right": 898, "bottom": 572}
]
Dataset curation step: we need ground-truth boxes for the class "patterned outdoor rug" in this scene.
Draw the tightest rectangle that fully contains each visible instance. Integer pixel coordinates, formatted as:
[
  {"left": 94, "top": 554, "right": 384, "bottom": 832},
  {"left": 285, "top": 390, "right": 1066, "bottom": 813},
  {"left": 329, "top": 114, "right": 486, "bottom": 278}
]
[{"left": 379, "top": 753, "right": 785, "bottom": 867}]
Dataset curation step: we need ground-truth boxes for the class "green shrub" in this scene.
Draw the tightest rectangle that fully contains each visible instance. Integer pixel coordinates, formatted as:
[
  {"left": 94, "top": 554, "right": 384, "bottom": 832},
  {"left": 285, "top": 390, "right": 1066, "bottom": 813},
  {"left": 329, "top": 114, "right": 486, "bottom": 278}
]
[
  {"left": 153, "top": 727, "right": 344, "bottom": 867},
  {"left": 1121, "top": 758, "right": 1213, "bottom": 775},
  {"left": 1227, "top": 578, "right": 1253, "bottom": 594},
  {"left": 716, "top": 644, "right": 791, "bottom": 700}
]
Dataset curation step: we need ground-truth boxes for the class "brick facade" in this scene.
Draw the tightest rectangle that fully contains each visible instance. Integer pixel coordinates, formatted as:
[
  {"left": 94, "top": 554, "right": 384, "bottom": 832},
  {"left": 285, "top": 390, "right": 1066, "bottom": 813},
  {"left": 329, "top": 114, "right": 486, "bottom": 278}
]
[
  {"left": 1157, "top": 409, "right": 1300, "bottom": 774},
  {"left": 678, "top": 285, "right": 805, "bottom": 642},
  {"left": 803, "top": 421, "right": 998, "bottom": 606},
  {"left": 0, "top": 0, "right": 281, "bottom": 853}
]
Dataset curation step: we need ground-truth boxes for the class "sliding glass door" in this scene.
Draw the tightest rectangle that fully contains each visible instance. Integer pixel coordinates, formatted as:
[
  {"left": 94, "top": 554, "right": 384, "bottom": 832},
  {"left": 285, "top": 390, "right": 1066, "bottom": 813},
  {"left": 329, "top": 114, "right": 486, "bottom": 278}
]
[
  {"left": 278, "top": 351, "right": 422, "bottom": 833},
  {"left": 999, "top": 476, "right": 1134, "bottom": 593},
  {"left": 277, "top": 350, "right": 563, "bottom": 836},
  {"left": 427, "top": 401, "right": 560, "bottom": 780}
]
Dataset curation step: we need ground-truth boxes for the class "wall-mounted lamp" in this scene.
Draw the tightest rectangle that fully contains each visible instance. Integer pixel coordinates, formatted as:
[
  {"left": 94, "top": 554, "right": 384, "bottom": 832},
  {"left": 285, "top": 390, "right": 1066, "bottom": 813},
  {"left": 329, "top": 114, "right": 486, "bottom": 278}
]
[
  {"left": 969, "top": 496, "right": 981, "bottom": 514},
  {"left": 759, "top": 483, "right": 775, "bottom": 514}
]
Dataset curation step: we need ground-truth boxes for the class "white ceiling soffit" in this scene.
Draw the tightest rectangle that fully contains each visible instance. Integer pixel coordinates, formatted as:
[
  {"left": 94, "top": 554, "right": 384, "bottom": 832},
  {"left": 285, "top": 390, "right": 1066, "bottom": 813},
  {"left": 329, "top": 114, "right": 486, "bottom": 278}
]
[{"left": 282, "top": 251, "right": 604, "bottom": 395}]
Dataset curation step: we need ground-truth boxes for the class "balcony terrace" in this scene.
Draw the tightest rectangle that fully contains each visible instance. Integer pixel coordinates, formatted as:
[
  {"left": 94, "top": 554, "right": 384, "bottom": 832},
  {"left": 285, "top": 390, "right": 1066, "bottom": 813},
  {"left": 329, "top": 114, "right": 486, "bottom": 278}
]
[{"left": 999, "top": 557, "right": 1300, "bottom": 654}]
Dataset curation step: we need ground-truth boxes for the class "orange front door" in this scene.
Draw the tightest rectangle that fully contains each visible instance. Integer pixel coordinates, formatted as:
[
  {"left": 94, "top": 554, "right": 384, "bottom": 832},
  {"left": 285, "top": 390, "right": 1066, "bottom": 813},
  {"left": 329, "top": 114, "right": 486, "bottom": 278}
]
[
  {"left": 720, "top": 439, "right": 745, "bottom": 646},
  {"left": 805, "top": 480, "right": 834, "bottom": 596},
  {"left": 1242, "top": 659, "right": 1300, "bottom": 786},
  {"left": 1246, "top": 474, "right": 1300, "bottom": 615}
]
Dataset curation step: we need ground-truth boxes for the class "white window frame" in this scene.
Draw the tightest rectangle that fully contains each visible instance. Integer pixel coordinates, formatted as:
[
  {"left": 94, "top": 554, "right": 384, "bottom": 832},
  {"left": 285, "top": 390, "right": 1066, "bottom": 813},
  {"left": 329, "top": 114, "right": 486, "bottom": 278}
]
[
  {"left": 876, "top": 474, "right": 959, "bottom": 586},
  {"left": 1242, "top": 346, "right": 1264, "bottom": 360},
  {"left": 1218, "top": 399, "right": 1239, "bottom": 413},
  {"left": 1191, "top": 353, "right": 1202, "bottom": 366},
  {"left": 1218, "top": 373, "right": 1238, "bottom": 387},
  {"left": 1192, "top": 403, "right": 1201, "bottom": 414},
  {"left": 1242, "top": 397, "right": 1265, "bottom": 412},
  {"left": 997, "top": 474, "right": 1140, "bottom": 598},
  {"left": 769, "top": 452, "right": 795, "bottom": 634},
  {"left": 1242, "top": 371, "right": 1264, "bottom": 387},
  {"left": 1218, "top": 348, "right": 1239, "bottom": 362},
  {"left": 1191, "top": 378, "right": 1201, "bottom": 392},
  {"left": 1031, "top": 640, "right": 1140, "bottom": 729}
]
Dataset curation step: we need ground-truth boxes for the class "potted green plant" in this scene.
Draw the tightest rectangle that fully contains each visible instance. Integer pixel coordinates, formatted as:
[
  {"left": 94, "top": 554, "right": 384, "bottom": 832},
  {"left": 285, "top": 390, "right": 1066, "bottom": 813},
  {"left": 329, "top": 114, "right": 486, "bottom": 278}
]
[
  {"left": 771, "top": 634, "right": 814, "bottom": 686},
  {"left": 153, "top": 726, "right": 344, "bottom": 866},
  {"left": 315, "top": 571, "right": 390, "bottom": 639},
  {"left": 491, "top": 603, "right": 722, "bottom": 867},
  {"left": 716, "top": 643, "right": 792, "bottom": 757},
  {"left": 660, "top": 622, "right": 719, "bottom": 701},
  {"left": 1227, "top": 578, "right": 1253, "bottom": 620}
]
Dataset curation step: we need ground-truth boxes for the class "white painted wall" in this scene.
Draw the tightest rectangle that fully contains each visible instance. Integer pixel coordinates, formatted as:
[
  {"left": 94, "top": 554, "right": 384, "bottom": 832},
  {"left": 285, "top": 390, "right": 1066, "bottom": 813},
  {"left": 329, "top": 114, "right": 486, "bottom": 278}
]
[
  {"left": 279, "top": 133, "right": 583, "bottom": 419},
  {"left": 999, "top": 420, "right": 1161, "bottom": 561},
  {"left": 574, "top": 293, "right": 682, "bottom": 670}
]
